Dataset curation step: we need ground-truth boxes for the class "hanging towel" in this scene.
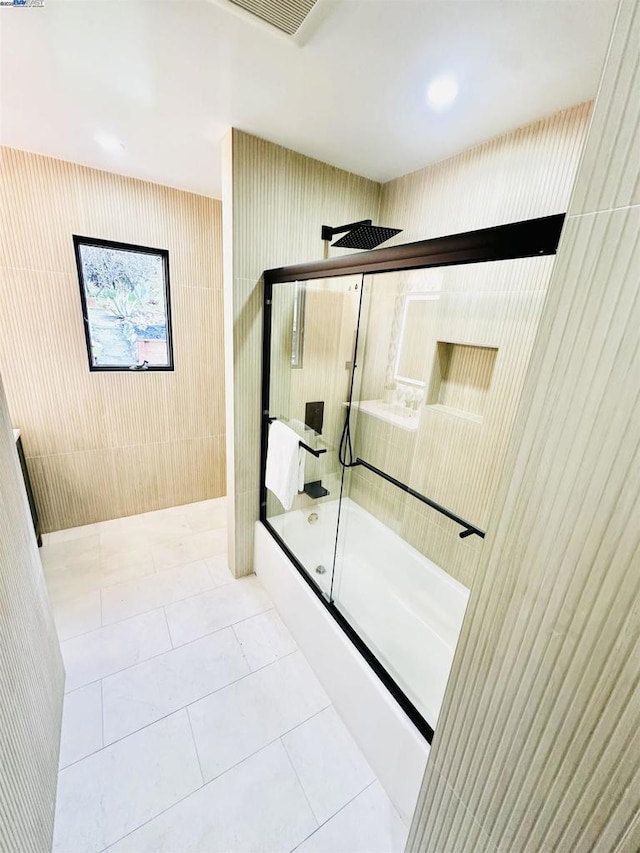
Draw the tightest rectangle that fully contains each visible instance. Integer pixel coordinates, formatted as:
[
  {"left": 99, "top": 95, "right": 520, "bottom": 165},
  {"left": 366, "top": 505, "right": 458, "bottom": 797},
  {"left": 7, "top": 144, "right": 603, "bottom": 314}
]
[{"left": 265, "top": 420, "right": 305, "bottom": 510}]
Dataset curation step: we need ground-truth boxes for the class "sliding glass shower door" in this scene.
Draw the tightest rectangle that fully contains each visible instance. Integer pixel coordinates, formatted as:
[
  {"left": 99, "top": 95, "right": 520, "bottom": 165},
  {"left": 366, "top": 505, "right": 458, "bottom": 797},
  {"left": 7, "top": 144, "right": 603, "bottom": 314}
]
[
  {"left": 332, "top": 255, "right": 554, "bottom": 726},
  {"left": 261, "top": 217, "right": 562, "bottom": 737},
  {"left": 263, "top": 275, "right": 363, "bottom": 598}
]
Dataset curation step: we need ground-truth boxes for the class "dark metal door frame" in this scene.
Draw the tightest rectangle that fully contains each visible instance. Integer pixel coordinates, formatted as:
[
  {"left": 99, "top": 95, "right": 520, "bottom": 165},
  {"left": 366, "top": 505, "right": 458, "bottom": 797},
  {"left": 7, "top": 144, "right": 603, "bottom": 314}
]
[{"left": 259, "top": 213, "right": 566, "bottom": 743}]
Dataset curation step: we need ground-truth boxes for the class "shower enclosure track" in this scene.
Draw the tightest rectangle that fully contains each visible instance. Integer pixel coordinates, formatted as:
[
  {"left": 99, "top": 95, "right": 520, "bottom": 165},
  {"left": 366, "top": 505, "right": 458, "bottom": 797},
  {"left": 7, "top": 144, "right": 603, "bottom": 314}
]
[{"left": 259, "top": 212, "right": 566, "bottom": 743}]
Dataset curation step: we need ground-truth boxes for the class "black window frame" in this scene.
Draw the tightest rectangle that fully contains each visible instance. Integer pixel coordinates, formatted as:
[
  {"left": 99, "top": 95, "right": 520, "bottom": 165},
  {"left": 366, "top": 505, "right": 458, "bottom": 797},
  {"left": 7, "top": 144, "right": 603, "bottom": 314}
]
[{"left": 73, "top": 235, "right": 174, "bottom": 373}]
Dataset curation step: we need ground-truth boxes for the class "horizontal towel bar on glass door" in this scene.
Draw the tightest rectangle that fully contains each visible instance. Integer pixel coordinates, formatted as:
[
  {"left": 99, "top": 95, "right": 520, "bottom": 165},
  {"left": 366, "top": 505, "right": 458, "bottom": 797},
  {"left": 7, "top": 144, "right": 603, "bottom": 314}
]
[
  {"left": 354, "top": 457, "right": 485, "bottom": 540},
  {"left": 267, "top": 416, "right": 328, "bottom": 458}
]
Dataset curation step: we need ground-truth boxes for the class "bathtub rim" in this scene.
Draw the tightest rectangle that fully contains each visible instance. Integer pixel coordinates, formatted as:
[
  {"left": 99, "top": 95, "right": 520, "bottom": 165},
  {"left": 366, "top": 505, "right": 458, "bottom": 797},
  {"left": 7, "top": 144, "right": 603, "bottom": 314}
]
[{"left": 260, "top": 515, "right": 435, "bottom": 743}]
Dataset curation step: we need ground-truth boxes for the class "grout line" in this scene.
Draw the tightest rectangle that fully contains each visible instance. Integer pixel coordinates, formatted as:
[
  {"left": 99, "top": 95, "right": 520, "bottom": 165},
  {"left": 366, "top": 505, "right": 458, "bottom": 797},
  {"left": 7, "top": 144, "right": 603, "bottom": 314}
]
[
  {"left": 60, "top": 651, "right": 326, "bottom": 771},
  {"left": 60, "top": 583, "right": 270, "bottom": 648},
  {"left": 570, "top": 201, "right": 640, "bottom": 219},
  {"left": 280, "top": 734, "right": 322, "bottom": 827},
  {"left": 61, "top": 647, "right": 304, "bottom": 762},
  {"left": 162, "top": 606, "right": 174, "bottom": 649},
  {"left": 57, "top": 567, "right": 239, "bottom": 640},
  {"left": 289, "top": 780, "right": 379, "bottom": 853},
  {"left": 231, "top": 622, "right": 251, "bottom": 671},
  {"left": 89, "top": 706, "right": 334, "bottom": 851},
  {"left": 185, "top": 707, "right": 206, "bottom": 786},
  {"left": 100, "top": 679, "right": 105, "bottom": 749},
  {"left": 99, "top": 777, "right": 208, "bottom": 850},
  {"left": 25, "top": 434, "right": 225, "bottom": 462}
]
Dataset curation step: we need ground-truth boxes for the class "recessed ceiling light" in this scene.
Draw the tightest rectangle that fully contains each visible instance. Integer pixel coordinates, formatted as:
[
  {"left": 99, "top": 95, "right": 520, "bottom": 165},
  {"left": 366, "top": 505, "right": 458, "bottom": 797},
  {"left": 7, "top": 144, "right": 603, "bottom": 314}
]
[
  {"left": 94, "top": 131, "right": 125, "bottom": 156},
  {"left": 427, "top": 75, "right": 458, "bottom": 110}
]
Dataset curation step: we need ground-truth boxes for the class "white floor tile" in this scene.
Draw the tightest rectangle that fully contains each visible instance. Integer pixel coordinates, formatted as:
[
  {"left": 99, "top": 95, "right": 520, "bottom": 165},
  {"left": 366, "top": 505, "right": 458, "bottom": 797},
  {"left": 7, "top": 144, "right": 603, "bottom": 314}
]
[
  {"left": 41, "top": 537, "right": 102, "bottom": 602},
  {"left": 40, "top": 534, "right": 101, "bottom": 573},
  {"left": 102, "top": 628, "right": 249, "bottom": 743},
  {"left": 62, "top": 609, "right": 172, "bottom": 691},
  {"left": 99, "top": 546, "right": 156, "bottom": 585},
  {"left": 46, "top": 547, "right": 154, "bottom": 603},
  {"left": 295, "top": 782, "right": 408, "bottom": 853},
  {"left": 52, "top": 589, "right": 102, "bottom": 641},
  {"left": 109, "top": 740, "right": 317, "bottom": 853},
  {"left": 138, "top": 506, "right": 193, "bottom": 539},
  {"left": 165, "top": 575, "right": 272, "bottom": 647},
  {"left": 204, "top": 554, "right": 235, "bottom": 587},
  {"left": 282, "top": 707, "right": 375, "bottom": 824},
  {"left": 53, "top": 710, "right": 202, "bottom": 853},
  {"left": 188, "top": 651, "right": 330, "bottom": 782},
  {"left": 233, "top": 609, "right": 297, "bottom": 670},
  {"left": 44, "top": 500, "right": 392, "bottom": 851},
  {"left": 99, "top": 526, "right": 154, "bottom": 559},
  {"left": 48, "top": 523, "right": 101, "bottom": 544},
  {"left": 59, "top": 682, "right": 103, "bottom": 768},
  {"left": 152, "top": 528, "right": 227, "bottom": 571},
  {"left": 45, "top": 571, "right": 102, "bottom": 606},
  {"left": 183, "top": 497, "right": 227, "bottom": 533},
  {"left": 101, "top": 560, "right": 215, "bottom": 625}
]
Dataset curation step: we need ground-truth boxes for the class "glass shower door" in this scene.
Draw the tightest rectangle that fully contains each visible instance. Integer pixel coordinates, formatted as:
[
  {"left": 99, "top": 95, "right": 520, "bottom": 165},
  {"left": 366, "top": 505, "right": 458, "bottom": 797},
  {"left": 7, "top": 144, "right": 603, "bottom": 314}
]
[
  {"left": 264, "top": 275, "right": 363, "bottom": 597},
  {"left": 332, "top": 255, "right": 555, "bottom": 728}
]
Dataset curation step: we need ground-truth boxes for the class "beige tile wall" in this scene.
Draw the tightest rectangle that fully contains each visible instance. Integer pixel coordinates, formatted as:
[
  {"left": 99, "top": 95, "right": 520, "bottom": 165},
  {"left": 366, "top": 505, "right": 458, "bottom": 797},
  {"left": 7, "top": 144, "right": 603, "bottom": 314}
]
[
  {"left": 0, "top": 374, "right": 64, "bottom": 851},
  {"left": 347, "top": 105, "right": 592, "bottom": 589},
  {"left": 223, "top": 130, "right": 381, "bottom": 576},
  {"left": 0, "top": 148, "right": 224, "bottom": 531},
  {"left": 380, "top": 102, "right": 592, "bottom": 244},
  {"left": 407, "top": 1, "right": 640, "bottom": 849}
]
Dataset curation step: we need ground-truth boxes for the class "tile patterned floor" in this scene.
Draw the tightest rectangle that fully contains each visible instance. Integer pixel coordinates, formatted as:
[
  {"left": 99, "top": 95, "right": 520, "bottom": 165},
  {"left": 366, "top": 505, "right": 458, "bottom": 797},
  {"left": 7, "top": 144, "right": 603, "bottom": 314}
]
[{"left": 44, "top": 498, "right": 408, "bottom": 853}]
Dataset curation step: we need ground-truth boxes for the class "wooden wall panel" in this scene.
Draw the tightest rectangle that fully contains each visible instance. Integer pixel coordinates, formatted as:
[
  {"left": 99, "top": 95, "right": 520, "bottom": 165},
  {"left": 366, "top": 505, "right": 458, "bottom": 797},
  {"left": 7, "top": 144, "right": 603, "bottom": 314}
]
[
  {"left": 407, "top": 1, "right": 640, "bottom": 849},
  {"left": 224, "top": 130, "right": 381, "bottom": 576},
  {"left": 0, "top": 375, "right": 64, "bottom": 852},
  {"left": 0, "top": 147, "right": 224, "bottom": 531}
]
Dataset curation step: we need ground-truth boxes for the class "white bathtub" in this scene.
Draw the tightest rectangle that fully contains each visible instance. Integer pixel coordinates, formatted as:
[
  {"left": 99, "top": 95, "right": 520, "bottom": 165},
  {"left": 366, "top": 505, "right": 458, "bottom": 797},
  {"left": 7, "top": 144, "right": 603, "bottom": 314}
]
[{"left": 269, "top": 497, "right": 470, "bottom": 729}]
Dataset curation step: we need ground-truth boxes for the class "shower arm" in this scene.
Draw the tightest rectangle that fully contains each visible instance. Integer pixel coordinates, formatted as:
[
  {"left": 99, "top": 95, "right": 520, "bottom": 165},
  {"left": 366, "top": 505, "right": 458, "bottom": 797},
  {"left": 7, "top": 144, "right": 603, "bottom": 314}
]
[{"left": 321, "top": 220, "right": 372, "bottom": 241}]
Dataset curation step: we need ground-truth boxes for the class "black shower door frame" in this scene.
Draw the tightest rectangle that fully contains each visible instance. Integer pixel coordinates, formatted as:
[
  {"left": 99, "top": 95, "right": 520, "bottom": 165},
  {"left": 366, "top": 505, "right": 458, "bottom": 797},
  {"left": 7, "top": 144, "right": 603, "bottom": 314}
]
[{"left": 259, "top": 213, "right": 565, "bottom": 743}]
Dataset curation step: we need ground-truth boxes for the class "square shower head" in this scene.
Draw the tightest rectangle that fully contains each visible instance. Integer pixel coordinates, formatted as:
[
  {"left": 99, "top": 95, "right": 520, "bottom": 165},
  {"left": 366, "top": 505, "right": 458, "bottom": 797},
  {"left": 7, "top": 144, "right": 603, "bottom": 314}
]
[{"left": 332, "top": 224, "right": 403, "bottom": 250}]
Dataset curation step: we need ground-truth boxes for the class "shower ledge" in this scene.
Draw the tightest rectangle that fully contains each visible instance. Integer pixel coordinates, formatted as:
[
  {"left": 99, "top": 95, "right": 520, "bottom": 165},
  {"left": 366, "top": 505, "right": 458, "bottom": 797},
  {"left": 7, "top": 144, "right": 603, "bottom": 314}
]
[{"left": 345, "top": 400, "right": 419, "bottom": 431}]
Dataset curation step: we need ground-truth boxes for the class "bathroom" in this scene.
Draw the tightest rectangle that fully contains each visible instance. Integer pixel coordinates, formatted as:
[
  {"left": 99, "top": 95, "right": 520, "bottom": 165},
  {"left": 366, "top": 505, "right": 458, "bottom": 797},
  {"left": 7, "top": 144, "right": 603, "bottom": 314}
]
[{"left": 1, "top": 1, "right": 638, "bottom": 852}]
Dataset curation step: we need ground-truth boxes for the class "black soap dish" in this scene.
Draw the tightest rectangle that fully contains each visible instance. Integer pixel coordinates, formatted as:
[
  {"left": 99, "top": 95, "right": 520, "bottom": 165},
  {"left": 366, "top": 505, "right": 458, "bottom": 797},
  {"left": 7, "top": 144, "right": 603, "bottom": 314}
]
[{"left": 303, "top": 480, "right": 329, "bottom": 499}]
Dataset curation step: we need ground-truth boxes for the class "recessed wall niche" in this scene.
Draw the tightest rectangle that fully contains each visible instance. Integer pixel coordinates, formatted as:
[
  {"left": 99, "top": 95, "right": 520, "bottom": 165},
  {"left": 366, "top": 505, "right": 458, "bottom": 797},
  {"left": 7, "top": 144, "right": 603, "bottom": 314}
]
[{"left": 426, "top": 341, "right": 498, "bottom": 422}]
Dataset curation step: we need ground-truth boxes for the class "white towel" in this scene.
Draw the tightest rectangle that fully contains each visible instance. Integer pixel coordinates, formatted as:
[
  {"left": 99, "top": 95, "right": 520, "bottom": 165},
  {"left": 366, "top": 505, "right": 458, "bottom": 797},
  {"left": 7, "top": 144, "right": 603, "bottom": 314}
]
[{"left": 265, "top": 421, "right": 305, "bottom": 510}]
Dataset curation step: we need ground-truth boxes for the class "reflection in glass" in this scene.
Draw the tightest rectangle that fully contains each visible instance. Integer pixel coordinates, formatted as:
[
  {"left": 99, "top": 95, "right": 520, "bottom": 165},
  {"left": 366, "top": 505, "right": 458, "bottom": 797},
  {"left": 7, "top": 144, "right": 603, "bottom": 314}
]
[{"left": 264, "top": 254, "right": 553, "bottom": 732}]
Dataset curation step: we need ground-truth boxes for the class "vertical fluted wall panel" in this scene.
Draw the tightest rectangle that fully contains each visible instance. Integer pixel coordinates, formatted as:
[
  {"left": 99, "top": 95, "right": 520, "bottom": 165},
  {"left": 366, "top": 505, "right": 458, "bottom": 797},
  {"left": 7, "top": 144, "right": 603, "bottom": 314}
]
[
  {"left": 0, "top": 375, "right": 64, "bottom": 852},
  {"left": 407, "top": 2, "right": 640, "bottom": 850},
  {"left": 0, "top": 147, "right": 225, "bottom": 531},
  {"left": 568, "top": 0, "right": 640, "bottom": 215},
  {"left": 380, "top": 103, "right": 591, "bottom": 245},
  {"left": 224, "top": 130, "right": 380, "bottom": 576},
  {"left": 354, "top": 106, "right": 591, "bottom": 589}
]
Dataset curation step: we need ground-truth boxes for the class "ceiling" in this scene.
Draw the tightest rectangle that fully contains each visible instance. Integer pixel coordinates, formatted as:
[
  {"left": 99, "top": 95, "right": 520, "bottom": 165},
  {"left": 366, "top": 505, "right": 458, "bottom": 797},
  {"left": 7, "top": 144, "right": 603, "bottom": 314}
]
[{"left": 0, "top": 0, "right": 618, "bottom": 199}]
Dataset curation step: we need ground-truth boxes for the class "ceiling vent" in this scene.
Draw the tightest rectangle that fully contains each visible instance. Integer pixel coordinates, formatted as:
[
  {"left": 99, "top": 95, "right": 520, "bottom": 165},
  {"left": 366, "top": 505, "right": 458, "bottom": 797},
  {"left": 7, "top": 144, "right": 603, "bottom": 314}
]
[
  {"left": 208, "top": 0, "right": 332, "bottom": 43},
  {"left": 227, "top": 0, "right": 318, "bottom": 35}
]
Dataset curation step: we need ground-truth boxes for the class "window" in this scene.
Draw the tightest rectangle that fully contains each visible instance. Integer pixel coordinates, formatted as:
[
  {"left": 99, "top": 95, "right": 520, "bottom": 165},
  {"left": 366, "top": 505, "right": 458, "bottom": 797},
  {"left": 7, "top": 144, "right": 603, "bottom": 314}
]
[{"left": 73, "top": 236, "right": 173, "bottom": 371}]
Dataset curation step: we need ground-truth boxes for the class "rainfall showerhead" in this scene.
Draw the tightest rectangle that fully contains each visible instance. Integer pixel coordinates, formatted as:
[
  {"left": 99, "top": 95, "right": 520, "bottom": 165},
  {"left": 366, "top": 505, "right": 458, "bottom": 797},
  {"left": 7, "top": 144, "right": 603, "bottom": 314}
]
[{"left": 321, "top": 220, "right": 402, "bottom": 250}]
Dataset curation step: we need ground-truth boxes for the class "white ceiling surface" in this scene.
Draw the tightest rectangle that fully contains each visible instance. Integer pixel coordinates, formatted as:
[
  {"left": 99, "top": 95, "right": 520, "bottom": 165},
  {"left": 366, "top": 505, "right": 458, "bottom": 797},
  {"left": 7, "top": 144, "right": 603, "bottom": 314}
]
[{"left": 0, "top": 0, "right": 617, "bottom": 199}]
